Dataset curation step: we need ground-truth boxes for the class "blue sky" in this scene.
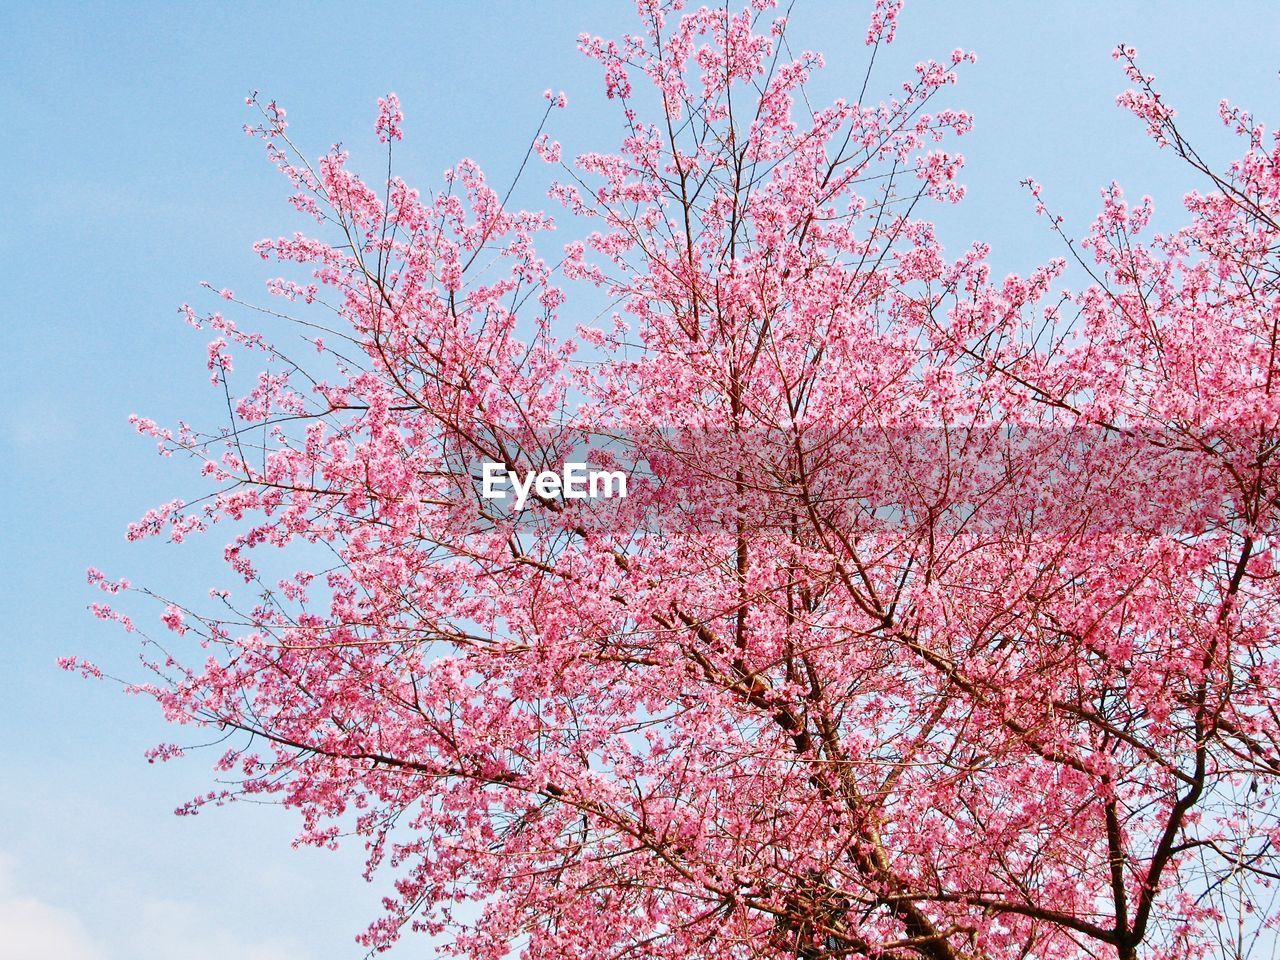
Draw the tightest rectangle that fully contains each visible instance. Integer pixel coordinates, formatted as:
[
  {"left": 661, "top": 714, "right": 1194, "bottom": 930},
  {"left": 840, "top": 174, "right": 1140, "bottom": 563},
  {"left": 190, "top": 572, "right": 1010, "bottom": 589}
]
[{"left": 2, "top": 2, "right": 1279, "bottom": 957}]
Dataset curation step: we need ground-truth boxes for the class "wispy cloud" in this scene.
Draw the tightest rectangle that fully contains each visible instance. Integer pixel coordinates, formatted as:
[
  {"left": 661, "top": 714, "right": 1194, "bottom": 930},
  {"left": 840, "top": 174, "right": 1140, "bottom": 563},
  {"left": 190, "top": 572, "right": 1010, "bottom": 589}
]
[
  {"left": 0, "top": 852, "right": 311, "bottom": 960},
  {"left": 0, "top": 854, "right": 102, "bottom": 960}
]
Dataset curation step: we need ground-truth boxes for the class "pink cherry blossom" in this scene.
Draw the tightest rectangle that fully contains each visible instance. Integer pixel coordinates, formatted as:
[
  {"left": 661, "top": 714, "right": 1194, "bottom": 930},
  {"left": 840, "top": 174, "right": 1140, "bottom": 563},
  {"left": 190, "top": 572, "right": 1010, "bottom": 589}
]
[{"left": 86, "top": 4, "right": 1280, "bottom": 959}]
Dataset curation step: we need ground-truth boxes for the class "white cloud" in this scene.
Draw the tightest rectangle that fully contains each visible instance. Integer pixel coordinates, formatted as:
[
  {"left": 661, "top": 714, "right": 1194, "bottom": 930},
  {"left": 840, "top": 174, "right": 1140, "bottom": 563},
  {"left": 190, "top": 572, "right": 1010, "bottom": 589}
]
[
  {"left": 122, "top": 897, "right": 309, "bottom": 960},
  {"left": 0, "top": 853, "right": 309, "bottom": 960},
  {"left": 0, "top": 855, "right": 103, "bottom": 960}
]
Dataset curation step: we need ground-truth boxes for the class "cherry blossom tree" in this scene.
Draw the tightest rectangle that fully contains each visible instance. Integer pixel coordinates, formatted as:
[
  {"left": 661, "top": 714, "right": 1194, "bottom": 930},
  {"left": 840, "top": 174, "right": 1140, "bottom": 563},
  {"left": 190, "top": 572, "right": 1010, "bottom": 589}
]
[{"left": 78, "top": 2, "right": 1280, "bottom": 957}]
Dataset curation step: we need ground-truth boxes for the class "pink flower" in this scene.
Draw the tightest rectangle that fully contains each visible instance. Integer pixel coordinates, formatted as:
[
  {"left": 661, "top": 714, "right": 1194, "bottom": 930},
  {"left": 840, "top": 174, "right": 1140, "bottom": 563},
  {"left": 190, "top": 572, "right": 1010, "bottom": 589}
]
[{"left": 375, "top": 92, "right": 403, "bottom": 142}]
